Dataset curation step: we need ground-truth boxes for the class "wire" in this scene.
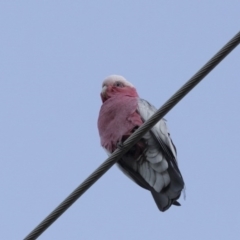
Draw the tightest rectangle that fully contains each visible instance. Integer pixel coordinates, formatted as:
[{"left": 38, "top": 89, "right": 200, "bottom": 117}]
[{"left": 24, "top": 31, "right": 240, "bottom": 240}]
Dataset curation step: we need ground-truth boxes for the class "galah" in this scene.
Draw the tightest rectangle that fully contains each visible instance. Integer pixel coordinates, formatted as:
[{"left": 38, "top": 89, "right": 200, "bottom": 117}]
[{"left": 98, "top": 75, "right": 184, "bottom": 212}]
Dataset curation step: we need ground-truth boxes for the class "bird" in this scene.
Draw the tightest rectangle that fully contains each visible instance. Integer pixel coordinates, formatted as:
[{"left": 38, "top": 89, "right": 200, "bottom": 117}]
[{"left": 97, "top": 75, "right": 185, "bottom": 212}]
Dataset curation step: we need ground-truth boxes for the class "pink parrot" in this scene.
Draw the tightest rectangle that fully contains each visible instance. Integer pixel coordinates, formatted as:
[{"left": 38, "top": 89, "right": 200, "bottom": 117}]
[{"left": 98, "top": 75, "right": 184, "bottom": 212}]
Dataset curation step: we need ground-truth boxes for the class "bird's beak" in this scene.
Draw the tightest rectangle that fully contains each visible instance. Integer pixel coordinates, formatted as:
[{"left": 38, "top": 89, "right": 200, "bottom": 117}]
[
  {"left": 101, "top": 85, "right": 107, "bottom": 101},
  {"left": 101, "top": 85, "right": 107, "bottom": 97}
]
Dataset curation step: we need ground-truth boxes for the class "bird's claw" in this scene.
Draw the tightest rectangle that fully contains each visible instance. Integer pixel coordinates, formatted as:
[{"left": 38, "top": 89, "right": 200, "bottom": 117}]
[{"left": 117, "top": 142, "right": 124, "bottom": 150}]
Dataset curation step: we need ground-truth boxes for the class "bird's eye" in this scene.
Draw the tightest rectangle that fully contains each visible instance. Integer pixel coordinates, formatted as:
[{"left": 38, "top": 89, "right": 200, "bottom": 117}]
[{"left": 114, "top": 81, "right": 124, "bottom": 87}]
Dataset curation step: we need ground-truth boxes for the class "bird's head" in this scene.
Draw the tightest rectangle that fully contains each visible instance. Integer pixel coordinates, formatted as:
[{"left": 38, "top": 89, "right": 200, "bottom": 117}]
[{"left": 100, "top": 75, "right": 138, "bottom": 102}]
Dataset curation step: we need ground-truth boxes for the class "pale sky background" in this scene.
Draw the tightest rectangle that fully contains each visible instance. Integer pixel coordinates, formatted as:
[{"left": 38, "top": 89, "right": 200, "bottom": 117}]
[{"left": 0, "top": 1, "right": 240, "bottom": 240}]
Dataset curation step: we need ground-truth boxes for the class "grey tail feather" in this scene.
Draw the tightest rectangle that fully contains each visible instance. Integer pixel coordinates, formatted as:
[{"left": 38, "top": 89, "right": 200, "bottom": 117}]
[
  {"left": 173, "top": 201, "right": 181, "bottom": 206},
  {"left": 151, "top": 190, "right": 181, "bottom": 212},
  {"left": 150, "top": 162, "right": 184, "bottom": 212}
]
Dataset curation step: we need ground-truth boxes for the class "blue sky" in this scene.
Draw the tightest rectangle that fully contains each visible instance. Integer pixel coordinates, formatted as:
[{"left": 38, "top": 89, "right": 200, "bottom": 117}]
[{"left": 0, "top": 1, "right": 240, "bottom": 239}]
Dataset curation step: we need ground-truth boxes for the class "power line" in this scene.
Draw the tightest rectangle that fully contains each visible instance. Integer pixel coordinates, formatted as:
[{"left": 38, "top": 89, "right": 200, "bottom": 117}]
[{"left": 24, "top": 31, "right": 240, "bottom": 240}]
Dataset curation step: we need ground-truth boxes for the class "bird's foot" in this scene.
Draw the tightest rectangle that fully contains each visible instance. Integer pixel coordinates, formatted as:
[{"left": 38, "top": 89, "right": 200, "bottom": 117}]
[{"left": 117, "top": 142, "right": 124, "bottom": 150}]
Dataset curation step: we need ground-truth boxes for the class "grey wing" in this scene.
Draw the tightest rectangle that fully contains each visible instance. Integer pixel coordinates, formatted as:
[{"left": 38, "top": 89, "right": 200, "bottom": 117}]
[{"left": 136, "top": 98, "right": 185, "bottom": 211}]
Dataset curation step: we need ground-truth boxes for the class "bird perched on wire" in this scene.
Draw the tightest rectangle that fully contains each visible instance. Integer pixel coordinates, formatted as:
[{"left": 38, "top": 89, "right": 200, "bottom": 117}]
[{"left": 98, "top": 75, "right": 184, "bottom": 212}]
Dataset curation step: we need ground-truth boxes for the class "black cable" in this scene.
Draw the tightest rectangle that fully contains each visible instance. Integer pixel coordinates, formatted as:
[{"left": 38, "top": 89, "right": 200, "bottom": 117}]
[{"left": 24, "top": 31, "right": 240, "bottom": 240}]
